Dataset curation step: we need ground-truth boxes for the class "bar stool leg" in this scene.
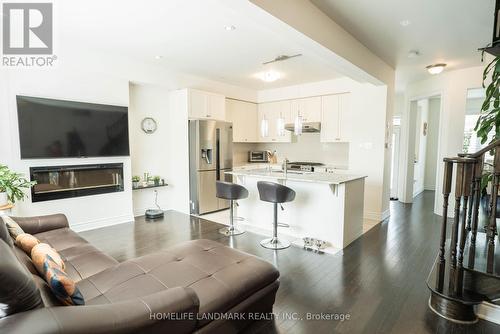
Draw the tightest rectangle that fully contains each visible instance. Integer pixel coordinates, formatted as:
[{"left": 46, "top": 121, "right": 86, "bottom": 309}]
[
  {"left": 260, "top": 203, "right": 290, "bottom": 250},
  {"left": 219, "top": 199, "right": 245, "bottom": 236}
]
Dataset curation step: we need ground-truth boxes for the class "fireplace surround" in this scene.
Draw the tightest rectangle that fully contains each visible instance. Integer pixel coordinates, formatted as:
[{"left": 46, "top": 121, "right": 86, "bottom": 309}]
[{"left": 30, "top": 163, "right": 124, "bottom": 202}]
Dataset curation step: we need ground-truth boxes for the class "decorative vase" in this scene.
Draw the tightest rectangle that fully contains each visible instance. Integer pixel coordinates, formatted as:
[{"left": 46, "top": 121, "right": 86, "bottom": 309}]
[
  {"left": 133, "top": 181, "right": 139, "bottom": 188},
  {"left": 154, "top": 180, "right": 160, "bottom": 186},
  {"left": 0, "top": 192, "right": 8, "bottom": 206}
]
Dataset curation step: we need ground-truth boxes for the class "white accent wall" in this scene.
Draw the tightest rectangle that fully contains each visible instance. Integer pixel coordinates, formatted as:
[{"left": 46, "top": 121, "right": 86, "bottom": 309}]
[{"left": 0, "top": 68, "right": 133, "bottom": 232}]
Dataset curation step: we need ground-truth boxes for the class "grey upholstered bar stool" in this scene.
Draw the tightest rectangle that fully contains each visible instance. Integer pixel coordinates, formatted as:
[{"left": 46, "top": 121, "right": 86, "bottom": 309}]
[
  {"left": 257, "top": 181, "right": 296, "bottom": 250},
  {"left": 216, "top": 181, "right": 248, "bottom": 236}
]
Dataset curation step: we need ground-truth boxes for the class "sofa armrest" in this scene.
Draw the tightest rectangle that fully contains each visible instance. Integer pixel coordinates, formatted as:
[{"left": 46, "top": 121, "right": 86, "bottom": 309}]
[
  {"left": 0, "top": 287, "right": 200, "bottom": 334},
  {"left": 11, "top": 214, "right": 69, "bottom": 235}
]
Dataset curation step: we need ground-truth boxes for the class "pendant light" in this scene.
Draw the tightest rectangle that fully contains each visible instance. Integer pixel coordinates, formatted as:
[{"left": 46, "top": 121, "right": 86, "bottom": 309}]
[
  {"left": 260, "top": 115, "right": 269, "bottom": 137},
  {"left": 294, "top": 111, "right": 303, "bottom": 136},
  {"left": 276, "top": 112, "right": 285, "bottom": 136}
]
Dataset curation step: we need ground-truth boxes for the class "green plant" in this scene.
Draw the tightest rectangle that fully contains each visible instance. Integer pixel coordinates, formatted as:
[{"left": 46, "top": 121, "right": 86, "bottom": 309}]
[
  {"left": 153, "top": 176, "right": 161, "bottom": 182},
  {"left": 132, "top": 175, "right": 140, "bottom": 182},
  {"left": 474, "top": 52, "right": 500, "bottom": 189},
  {"left": 474, "top": 54, "right": 500, "bottom": 145},
  {"left": 0, "top": 164, "right": 36, "bottom": 203}
]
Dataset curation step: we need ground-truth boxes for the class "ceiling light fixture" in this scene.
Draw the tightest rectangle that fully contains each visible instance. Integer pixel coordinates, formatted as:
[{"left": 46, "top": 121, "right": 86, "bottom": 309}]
[
  {"left": 426, "top": 63, "right": 447, "bottom": 75},
  {"left": 154, "top": 55, "right": 163, "bottom": 60},
  {"left": 257, "top": 70, "right": 281, "bottom": 82},
  {"left": 224, "top": 25, "right": 236, "bottom": 31},
  {"left": 399, "top": 20, "right": 411, "bottom": 27}
]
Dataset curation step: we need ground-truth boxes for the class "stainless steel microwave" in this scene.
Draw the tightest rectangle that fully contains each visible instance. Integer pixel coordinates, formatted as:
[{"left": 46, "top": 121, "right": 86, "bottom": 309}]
[{"left": 248, "top": 151, "right": 269, "bottom": 163}]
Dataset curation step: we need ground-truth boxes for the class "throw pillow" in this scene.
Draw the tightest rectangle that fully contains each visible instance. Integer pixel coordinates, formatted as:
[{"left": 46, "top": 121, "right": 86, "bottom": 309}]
[
  {"left": 31, "top": 243, "right": 65, "bottom": 274},
  {"left": 15, "top": 233, "right": 40, "bottom": 254},
  {"left": 2, "top": 216, "right": 24, "bottom": 239},
  {"left": 42, "top": 255, "right": 84, "bottom": 306}
]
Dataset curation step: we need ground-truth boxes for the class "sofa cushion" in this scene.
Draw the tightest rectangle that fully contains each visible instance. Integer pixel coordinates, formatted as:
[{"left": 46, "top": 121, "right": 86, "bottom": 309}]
[
  {"left": 0, "top": 240, "right": 43, "bottom": 318},
  {"left": 34, "top": 228, "right": 118, "bottom": 282},
  {"left": 15, "top": 233, "right": 40, "bottom": 254},
  {"left": 40, "top": 255, "right": 85, "bottom": 306},
  {"left": 77, "top": 239, "right": 279, "bottom": 326}
]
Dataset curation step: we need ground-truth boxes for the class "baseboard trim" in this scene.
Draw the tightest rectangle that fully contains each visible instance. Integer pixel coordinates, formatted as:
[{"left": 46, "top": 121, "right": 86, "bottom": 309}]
[
  {"left": 364, "top": 209, "right": 390, "bottom": 222},
  {"left": 476, "top": 301, "right": 500, "bottom": 325},
  {"left": 70, "top": 214, "right": 134, "bottom": 232}
]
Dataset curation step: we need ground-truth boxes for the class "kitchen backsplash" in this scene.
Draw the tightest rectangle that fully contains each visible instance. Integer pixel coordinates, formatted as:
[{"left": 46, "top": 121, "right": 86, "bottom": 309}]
[{"left": 232, "top": 133, "right": 349, "bottom": 167}]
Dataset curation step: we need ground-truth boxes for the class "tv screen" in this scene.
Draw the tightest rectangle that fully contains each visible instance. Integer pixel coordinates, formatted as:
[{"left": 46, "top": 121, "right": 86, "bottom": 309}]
[{"left": 17, "top": 96, "right": 130, "bottom": 159}]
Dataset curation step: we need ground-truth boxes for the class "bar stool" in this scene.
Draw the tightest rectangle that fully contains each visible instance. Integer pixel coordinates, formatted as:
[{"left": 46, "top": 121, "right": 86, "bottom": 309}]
[
  {"left": 216, "top": 181, "right": 248, "bottom": 236},
  {"left": 257, "top": 181, "right": 295, "bottom": 250}
]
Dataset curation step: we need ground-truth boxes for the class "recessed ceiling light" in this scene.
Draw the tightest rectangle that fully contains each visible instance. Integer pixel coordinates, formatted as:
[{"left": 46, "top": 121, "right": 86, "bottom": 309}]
[
  {"left": 224, "top": 25, "right": 236, "bottom": 31},
  {"left": 154, "top": 55, "right": 163, "bottom": 60},
  {"left": 426, "top": 63, "right": 447, "bottom": 75},
  {"left": 407, "top": 50, "right": 420, "bottom": 58},
  {"left": 256, "top": 70, "right": 281, "bottom": 82},
  {"left": 400, "top": 20, "right": 411, "bottom": 27}
]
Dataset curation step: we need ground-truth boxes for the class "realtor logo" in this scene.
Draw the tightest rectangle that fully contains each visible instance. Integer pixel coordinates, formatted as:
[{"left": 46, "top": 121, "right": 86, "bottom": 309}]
[{"left": 2, "top": 2, "right": 56, "bottom": 67}]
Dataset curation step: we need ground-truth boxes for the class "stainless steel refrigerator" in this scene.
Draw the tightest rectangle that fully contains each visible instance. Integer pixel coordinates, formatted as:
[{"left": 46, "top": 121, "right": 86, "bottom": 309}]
[{"left": 189, "top": 120, "right": 233, "bottom": 215}]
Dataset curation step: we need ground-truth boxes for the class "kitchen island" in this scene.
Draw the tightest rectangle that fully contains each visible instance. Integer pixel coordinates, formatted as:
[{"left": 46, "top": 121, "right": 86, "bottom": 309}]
[{"left": 226, "top": 168, "right": 367, "bottom": 251}]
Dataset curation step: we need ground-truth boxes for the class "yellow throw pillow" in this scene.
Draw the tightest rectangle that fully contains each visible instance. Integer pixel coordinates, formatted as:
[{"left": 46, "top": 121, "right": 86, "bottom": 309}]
[
  {"left": 15, "top": 233, "right": 40, "bottom": 254},
  {"left": 31, "top": 243, "right": 65, "bottom": 275}
]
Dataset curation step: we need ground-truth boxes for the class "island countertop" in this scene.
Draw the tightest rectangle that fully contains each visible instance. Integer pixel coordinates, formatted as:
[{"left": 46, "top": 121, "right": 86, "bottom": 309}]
[{"left": 227, "top": 168, "right": 367, "bottom": 185}]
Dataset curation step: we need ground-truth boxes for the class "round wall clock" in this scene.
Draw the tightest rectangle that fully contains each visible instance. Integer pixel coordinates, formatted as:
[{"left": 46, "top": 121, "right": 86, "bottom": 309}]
[{"left": 141, "top": 117, "right": 157, "bottom": 134}]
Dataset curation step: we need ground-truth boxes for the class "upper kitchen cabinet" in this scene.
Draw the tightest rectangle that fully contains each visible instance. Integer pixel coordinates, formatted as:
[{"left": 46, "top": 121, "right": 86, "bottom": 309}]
[
  {"left": 290, "top": 96, "right": 321, "bottom": 123},
  {"left": 226, "top": 99, "right": 258, "bottom": 143},
  {"left": 188, "top": 89, "right": 226, "bottom": 121},
  {"left": 258, "top": 100, "right": 292, "bottom": 143},
  {"left": 320, "top": 93, "right": 351, "bottom": 143}
]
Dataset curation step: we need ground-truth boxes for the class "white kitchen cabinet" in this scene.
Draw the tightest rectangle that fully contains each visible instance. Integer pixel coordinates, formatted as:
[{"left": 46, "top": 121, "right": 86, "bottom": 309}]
[
  {"left": 188, "top": 89, "right": 226, "bottom": 120},
  {"left": 226, "top": 99, "right": 258, "bottom": 142},
  {"left": 320, "top": 93, "right": 351, "bottom": 143},
  {"left": 257, "top": 100, "right": 291, "bottom": 143},
  {"left": 290, "top": 96, "right": 321, "bottom": 123}
]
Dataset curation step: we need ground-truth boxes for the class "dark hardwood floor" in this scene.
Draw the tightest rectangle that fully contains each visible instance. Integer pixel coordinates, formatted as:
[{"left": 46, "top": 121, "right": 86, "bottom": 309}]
[{"left": 80, "top": 191, "right": 500, "bottom": 333}]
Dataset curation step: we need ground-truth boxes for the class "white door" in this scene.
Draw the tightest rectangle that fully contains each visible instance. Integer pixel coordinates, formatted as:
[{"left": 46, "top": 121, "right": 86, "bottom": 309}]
[{"left": 390, "top": 125, "right": 401, "bottom": 199}]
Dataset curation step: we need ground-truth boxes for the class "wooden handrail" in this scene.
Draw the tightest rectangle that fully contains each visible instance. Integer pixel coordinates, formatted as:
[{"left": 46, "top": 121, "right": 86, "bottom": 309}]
[{"left": 459, "top": 139, "right": 500, "bottom": 158}]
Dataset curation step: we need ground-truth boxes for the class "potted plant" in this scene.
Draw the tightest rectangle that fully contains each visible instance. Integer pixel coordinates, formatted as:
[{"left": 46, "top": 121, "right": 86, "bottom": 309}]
[
  {"left": 474, "top": 52, "right": 500, "bottom": 188},
  {"left": 0, "top": 164, "right": 36, "bottom": 206},
  {"left": 132, "top": 175, "right": 140, "bottom": 188},
  {"left": 153, "top": 176, "right": 161, "bottom": 186}
]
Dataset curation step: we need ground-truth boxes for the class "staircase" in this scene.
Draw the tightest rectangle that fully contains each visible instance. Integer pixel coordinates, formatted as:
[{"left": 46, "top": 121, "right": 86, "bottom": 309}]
[{"left": 427, "top": 140, "right": 500, "bottom": 323}]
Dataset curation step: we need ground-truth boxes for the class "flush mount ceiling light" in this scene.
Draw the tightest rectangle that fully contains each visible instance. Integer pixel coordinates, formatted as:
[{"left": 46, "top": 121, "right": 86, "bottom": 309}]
[
  {"left": 426, "top": 63, "right": 447, "bottom": 75},
  {"left": 154, "top": 55, "right": 163, "bottom": 60},
  {"left": 224, "top": 25, "right": 236, "bottom": 31},
  {"left": 399, "top": 19, "right": 411, "bottom": 27},
  {"left": 257, "top": 70, "right": 281, "bottom": 82}
]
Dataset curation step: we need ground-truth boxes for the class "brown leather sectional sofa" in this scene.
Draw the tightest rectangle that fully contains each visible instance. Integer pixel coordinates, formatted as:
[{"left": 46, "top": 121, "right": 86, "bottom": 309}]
[{"left": 0, "top": 214, "right": 280, "bottom": 333}]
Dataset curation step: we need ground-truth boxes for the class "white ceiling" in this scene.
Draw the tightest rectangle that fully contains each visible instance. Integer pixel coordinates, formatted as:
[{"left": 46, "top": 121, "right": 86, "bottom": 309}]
[
  {"left": 56, "top": 0, "right": 343, "bottom": 90},
  {"left": 311, "top": 0, "right": 495, "bottom": 90}
]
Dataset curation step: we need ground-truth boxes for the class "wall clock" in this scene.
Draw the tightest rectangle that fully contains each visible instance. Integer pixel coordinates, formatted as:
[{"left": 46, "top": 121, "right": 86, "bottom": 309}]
[{"left": 141, "top": 117, "right": 157, "bottom": 134}]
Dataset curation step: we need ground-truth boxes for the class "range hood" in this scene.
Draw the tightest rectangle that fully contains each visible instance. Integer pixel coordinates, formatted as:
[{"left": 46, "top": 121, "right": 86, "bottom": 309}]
[{"left": 284, "top": 122, "right": 321, "bottom": 133}]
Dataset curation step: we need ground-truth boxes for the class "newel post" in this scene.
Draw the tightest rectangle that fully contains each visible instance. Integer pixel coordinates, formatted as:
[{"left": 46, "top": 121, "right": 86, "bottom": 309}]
[{"left": 436, "top": 160, "right": 453, "bottom": 292}]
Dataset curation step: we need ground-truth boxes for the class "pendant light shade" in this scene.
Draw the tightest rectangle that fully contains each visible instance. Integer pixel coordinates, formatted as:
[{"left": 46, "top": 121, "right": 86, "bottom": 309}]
[
  {"left": 294, "top": 114, "right": 303, "bottom": 136},
  {"left": 276, "top": 114, "right": 285, "bottom": 136},
  {"left": 260, "top": 116, "right": 269, "bottom": 137}
]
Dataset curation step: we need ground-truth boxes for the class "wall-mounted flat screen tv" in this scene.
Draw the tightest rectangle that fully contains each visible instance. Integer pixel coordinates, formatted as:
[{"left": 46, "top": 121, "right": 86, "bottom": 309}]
[{"left": 17, "top": 95, "right": 130, "bottom": 159}]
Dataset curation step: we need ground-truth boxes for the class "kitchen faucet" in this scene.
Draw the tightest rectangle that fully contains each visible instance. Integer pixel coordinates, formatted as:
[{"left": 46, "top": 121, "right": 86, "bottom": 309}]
[{"left": 282, "top": 158, "right": 289, "bottom": 177}]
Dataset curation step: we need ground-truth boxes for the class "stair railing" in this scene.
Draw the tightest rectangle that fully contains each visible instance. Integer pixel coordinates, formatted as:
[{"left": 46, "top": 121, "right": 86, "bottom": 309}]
[{"left": 436, "top": 139, "right": 500, "bottom": 296}]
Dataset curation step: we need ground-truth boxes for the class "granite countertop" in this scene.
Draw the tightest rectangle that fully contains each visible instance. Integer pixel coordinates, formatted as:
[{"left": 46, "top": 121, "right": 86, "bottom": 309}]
[{"left": 227, "top": 168, "right": 367, "bottom": 185}]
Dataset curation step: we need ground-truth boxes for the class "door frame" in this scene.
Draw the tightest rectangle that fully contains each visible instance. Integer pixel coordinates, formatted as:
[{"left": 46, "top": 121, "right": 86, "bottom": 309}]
[{"left": 399, "top": 91, "right": 444, "bottom": 213}]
